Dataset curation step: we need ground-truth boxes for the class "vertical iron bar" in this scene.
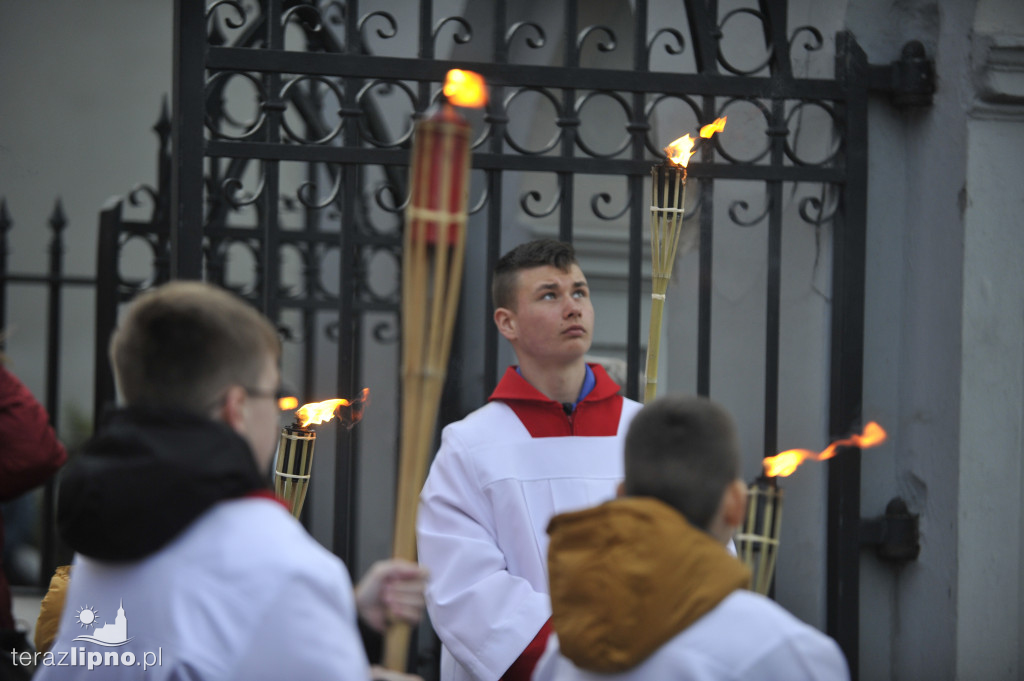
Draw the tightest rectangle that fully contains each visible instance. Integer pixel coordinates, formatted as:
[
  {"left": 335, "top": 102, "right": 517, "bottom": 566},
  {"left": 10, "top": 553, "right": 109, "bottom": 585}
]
[
  {"left": 828, "top": 31, "right": 870, "bottom": 679},
  {"left": 41, "top": 200, "right": 67, "bottom": 585},
  {"left": 557, "top": 0, "right": 578, "bottom": 245},
  {"left": 333, "top": 0, "right": 362, "bottom": 570},
  {"left": 695, "top": 102, "right": 718, "bottom": 397},
  {"left": 625, "top": 0, "right": 648, "bottom": 402},
  {"left": 764, "top": 99, "right": 785, "bottom": 459},
  {"left": 484, "top": 0, "right": 508, "bottom": 393},
  {"left": 261, "top": 0, "right": 284, "bottom": 322},
  {"left": 685, "top": 0, "right": 720, "bottom": 75},
  {"left": 302, "top": 92, "right": 319, "bottom": 415},
  {"left": 419, "top": 0, "right": 434, "bottom": 61},
  {"left": 695, "top": 1, "right": 720, "bottom": 396},
  {"left": 171, "top": 0, "right": 207, "bottom": 279},
  {"left": 695, "top": 188, "right": 713, "bottom": 396},
  {"left": 759, "top": 0, "right": 792, "bottom": 79},
  {"left": 153, "top": 99, "right": 173, "bottom": 232},
  {"left": 94, "top": 200, "right": 123, "bottom": 425}
]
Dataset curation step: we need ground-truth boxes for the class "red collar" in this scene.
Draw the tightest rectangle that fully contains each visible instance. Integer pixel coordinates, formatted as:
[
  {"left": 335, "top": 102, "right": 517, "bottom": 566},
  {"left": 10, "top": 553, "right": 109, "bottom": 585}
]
[
  {"left": 489, "top": 364, "right": 620, "bottom": 404},
  {"left": 488, "top": 364, "right": 624, "bottom": 438},
  {"left": 245, "top": 488, "right": 292, "bottom": 512}
]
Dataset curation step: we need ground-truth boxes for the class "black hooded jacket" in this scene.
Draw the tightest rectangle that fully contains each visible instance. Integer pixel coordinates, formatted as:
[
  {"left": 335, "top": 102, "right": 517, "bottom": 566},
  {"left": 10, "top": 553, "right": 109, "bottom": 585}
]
[{"left": 58, "top": 407, "right": 269, "bottom": 562}]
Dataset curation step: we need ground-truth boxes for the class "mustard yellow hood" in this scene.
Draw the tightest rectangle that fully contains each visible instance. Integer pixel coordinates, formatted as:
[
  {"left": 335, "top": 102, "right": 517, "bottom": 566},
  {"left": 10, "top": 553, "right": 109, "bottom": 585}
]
[{"left": 546, "top": 496, "right": 751, "bottom": 673}]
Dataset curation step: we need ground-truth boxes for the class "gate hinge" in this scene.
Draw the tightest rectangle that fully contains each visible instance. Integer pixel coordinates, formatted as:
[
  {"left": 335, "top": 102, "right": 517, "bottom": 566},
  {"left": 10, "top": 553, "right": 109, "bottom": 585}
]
[
  {"left": 860, "top": 497, "right": 920, "bottom": 563},
  {"left": 868, "top": 40, "right": 936, "bottom": 107}
]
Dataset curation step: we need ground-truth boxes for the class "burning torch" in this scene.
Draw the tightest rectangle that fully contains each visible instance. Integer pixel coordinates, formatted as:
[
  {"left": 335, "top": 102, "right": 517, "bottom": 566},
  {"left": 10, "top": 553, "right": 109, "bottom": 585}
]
[
  {"left": 735, "top": 422, "right": 887, "bottom": 594},
  {"left": 645, "top": 117, "right": 726, "bottom": 403},
  {"left": 383, "top": 69, "right": 488, "bottom": 670},
  {"left": 273, "top": 389, "right": 370, "bottom": 519}
]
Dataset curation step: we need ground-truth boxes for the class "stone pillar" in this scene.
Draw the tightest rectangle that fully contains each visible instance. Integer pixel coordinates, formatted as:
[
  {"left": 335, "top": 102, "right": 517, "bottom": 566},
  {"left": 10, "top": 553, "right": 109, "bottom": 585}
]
[{"left": 956, "top": 2, "right": 1024, "bottom": 678}]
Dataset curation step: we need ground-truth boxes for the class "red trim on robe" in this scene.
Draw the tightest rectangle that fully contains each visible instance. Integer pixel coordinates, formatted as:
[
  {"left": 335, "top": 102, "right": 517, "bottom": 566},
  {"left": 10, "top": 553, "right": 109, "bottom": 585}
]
[
  {"left": 245, "top": 488, "right": 292, "bottom": 511},
  {"left": 488, "top": 364, "right": 624, "bottom": 438},
  {"left": 500, "top": 619, "right": 553, "bottom": 681}
]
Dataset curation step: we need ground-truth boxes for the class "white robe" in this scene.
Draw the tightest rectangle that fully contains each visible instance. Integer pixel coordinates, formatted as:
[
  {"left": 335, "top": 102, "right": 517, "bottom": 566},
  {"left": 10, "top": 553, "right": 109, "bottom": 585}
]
[
  {"left": 35, "top": 498, "right": 370, "bottom": 681},
  {"left": 417, "top": 397, "right": 641, "bottom": 681},
  {"left": 533, "top": 590, "right": 850, "bottom": 681}
]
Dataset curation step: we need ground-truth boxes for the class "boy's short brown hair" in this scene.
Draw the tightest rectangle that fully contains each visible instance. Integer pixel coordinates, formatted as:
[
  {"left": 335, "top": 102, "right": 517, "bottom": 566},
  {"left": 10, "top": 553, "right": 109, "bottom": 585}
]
[
  {"left": 110, "top": 281, "right": 281, "bottom": 414},
  {"left": 491, "top": 238, "right": 578, "bottom": 311},
  {"left": 623, "top": 395, "right": 741, "bottom": 531}
]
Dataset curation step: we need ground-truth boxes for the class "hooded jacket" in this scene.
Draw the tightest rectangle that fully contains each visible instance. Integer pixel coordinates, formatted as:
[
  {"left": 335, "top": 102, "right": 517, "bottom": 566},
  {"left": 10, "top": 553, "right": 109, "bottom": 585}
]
[
  {"left": 546, "top": 496, "right": 750, "bottom": 673},
  {"left": 39, "top": 407, "right": 373, "bottom": 681},
  {"left": 1, "top": 365, "right": 68, "bottom": 631},
  {"left": 58, "top": 407, "right": 268, "bottom": 562}
]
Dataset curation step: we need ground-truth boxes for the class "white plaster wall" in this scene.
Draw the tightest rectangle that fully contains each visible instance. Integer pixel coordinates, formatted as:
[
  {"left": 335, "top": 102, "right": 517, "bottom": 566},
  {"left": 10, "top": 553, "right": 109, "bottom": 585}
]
[
  {"left": 857, "top": 20, "right": 912, "bottom": 678},
  {"left": 847, "top": 0, "right": 942, "bottom": 675},
  {"left": 957, "top": 114, "right": 1024, "bottom": 681},
  {"left": 847, "top": 0, "right": 952, "bottom": 675},
  {"left": 851, "top": 0, "right": 1024, "bottom": 677},
  {"left": 955, "top": 1, "right": 1024, "bottom": 677}
]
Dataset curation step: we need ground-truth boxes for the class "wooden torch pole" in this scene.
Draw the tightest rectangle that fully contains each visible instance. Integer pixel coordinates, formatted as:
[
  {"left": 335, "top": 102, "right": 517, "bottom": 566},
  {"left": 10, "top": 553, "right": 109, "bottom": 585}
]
[
  {"left": 383, "top": 99, "right": 472, "bottom": 671},
  {"left": 644, "top": 163, "right": 687, "bottom": 403}
]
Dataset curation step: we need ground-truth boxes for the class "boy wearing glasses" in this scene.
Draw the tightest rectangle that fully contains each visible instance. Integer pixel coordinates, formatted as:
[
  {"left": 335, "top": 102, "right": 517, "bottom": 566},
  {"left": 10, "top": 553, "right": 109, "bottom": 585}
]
[{"left": 37, "top": 281, "right": 425, "bottom": 681}]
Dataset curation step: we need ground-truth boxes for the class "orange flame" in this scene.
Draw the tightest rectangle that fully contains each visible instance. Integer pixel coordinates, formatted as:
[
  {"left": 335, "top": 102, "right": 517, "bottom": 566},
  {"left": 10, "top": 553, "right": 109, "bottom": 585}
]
[
  {"left": 294, "top": 388, "right": 370, "bottom": 429},
  {"left": 699, "top": 116, "right": 727, "bottom": 138},
  {"left": 664, "top": 116, "right": 727, "bottom": 168},
  {"left": 664, "top": 134, "right": 697, "bottom": 167},
  {"left": 443, "top": 69, "right": 488, "bottom": 108},
  {"left": 278, "top": 395, "right": 299, "bottom": 411},
  {"left": 763, "top": 421, "right": 887, "bottom": 478}
]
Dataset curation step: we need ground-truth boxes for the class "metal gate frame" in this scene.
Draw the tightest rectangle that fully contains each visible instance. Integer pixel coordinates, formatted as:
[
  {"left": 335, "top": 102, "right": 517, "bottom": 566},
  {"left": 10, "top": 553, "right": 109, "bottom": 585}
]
[{"left": 154, "top": 0, "right": 934, "bottom": 675}]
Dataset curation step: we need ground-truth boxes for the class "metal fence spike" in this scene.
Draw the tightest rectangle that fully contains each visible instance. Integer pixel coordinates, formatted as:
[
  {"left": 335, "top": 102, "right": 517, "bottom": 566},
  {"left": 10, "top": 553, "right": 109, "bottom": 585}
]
[{"left": 49, "top": 199, "right": 68, "bottom": 232}]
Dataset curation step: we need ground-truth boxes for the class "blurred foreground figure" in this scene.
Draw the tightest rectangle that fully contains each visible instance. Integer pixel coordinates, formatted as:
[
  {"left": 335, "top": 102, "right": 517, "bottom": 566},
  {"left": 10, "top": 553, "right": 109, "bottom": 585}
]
[
  {"left": 534, "top": 395, "right": 850, "bottom": 681},
  {"left": 33, "top": 282, "right": 426, "bottom": 681}
]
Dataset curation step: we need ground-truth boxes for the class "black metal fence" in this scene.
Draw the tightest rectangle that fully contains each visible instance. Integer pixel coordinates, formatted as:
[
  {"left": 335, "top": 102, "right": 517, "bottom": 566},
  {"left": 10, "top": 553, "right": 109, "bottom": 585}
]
[
  {"left": 1, "top": 198, "right": 97, "bottom": 589},
  {"left": 0, "top": 1, "right": 938, "bottom": 678},
  {"left": 170, "top": 1, "right": 873, "bottom": 670}
]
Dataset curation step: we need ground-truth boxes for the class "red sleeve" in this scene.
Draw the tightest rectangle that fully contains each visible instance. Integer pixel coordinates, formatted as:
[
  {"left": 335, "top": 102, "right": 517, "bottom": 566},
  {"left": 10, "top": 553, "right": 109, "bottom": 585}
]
[
  {"left": 500, "top": 619, "right": 552, "bottom": 681},
  {"left": 0, "top": 366, "right": 67, "bottom": 501}
]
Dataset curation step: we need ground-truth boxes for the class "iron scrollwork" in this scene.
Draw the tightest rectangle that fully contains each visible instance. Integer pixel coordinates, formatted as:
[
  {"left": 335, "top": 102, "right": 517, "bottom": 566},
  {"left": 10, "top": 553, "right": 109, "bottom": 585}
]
[
  {"left": 433, "top": 16, "right": 473, "bottom": 49},
  {"left": 575, "top": 90, "right": 633, "bottom": 159},
  {"left": 506, "top": 21, "right": 547, "bottom": 51},
  {"left": 279, "top": 75, "right": 347, "bottom": 145},
  {"left": 520, "top": 182, "right": 563, "bottom": 220},
  {"left": 577, "top": 25, "right": 617, "bottom": 54},
  {"left": 647, "top": 27, "right": 686, "bottom": 58},
  {"left": 590, "top": 184, "right": 632, "bottom": 222}
]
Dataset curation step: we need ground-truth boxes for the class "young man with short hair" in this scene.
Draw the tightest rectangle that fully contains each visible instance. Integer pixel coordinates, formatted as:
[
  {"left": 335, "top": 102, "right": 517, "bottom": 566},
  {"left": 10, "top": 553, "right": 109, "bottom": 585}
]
[
  {"left": 533, "top": 395, "right": 850, "bottom": 681},
  {"left": 416, "top": 239, "right": 643, "bottom": 681},
  {"left": 36, "top": 281, "right": 426, "bottom": 681}
]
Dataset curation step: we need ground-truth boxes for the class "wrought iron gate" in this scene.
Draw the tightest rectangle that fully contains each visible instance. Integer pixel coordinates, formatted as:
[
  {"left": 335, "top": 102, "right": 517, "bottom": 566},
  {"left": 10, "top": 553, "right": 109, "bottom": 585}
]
[{"left": 150, "top": 0, "right": 916, "bottom": 676}]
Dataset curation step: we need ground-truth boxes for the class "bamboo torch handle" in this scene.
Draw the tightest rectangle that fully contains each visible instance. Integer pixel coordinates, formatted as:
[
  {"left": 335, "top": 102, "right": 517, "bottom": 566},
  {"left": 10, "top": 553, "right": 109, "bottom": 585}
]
[
  {"left": 644, "top": 166, "right": 687, "bottom": 404},
  {"left": 384, "top": 623, "right": 414, "bottom": 671},
  {"left": 384, "top": 99, "right": 472, "bottom": 672},
  {"left": 386, "top": 232, "right": 467, "bottom": 671},
  {"left": 384, "top": 367, "right": 426, "bottom": 669},
  {"left": 644, "top": 291, "right": 667, "bottom": 404}
]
